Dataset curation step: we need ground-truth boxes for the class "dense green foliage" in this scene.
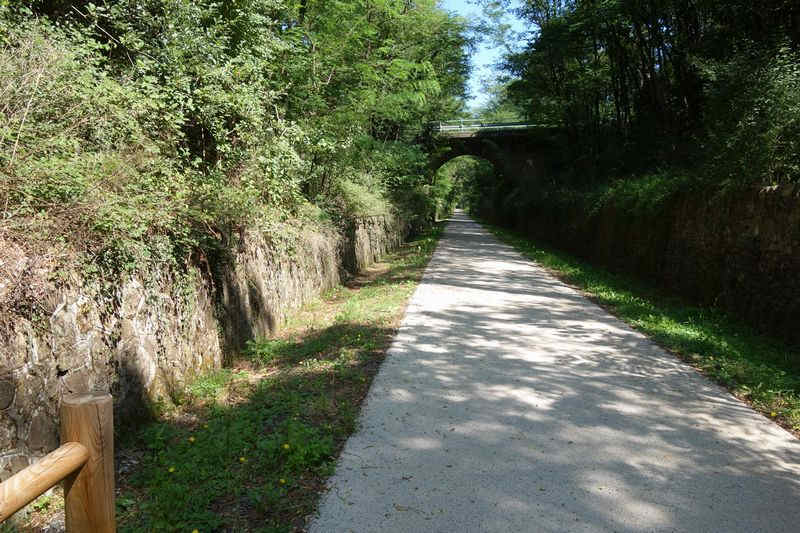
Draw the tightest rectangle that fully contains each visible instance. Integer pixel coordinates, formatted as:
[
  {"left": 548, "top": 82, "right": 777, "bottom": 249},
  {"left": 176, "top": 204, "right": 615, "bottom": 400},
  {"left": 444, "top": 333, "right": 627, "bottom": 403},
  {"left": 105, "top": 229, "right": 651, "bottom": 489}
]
[
  {"left": 0, "top": 1, "right": 470, "bottom": 273},
  {"left": 455, "top": 1, "right": 800, "bottom": 259},
  {"left": 483, "top": 0, "right": 800, "bottom": 186}
]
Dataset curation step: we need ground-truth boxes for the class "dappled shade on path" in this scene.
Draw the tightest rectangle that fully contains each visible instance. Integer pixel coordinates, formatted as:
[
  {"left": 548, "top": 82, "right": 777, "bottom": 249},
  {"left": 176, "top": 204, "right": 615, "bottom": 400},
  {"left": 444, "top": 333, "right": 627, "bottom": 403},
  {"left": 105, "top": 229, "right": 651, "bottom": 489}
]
[{"left": 309, "top": 212, "right": 800, "bottom": 532}]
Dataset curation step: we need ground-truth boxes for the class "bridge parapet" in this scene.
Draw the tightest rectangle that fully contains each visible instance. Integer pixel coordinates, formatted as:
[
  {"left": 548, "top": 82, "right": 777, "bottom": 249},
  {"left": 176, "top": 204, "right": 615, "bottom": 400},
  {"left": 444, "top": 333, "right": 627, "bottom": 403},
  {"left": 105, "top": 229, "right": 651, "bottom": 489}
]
[{"left": 432, "top": 120, "right": 551, "bottom": 137}]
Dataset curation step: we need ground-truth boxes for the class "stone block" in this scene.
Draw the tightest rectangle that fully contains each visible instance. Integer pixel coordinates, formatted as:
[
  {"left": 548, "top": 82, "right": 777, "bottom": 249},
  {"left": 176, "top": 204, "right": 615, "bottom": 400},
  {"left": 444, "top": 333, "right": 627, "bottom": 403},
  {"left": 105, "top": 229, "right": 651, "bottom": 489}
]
[
  {"left": 0, "top": 379, "right": 14, "bottom": 410},
  {"left": 0, "top": 413, "right": 17, "bottom": 450},
  {"left": 60, "top": 367, "right": 90, "bottom": 395},
  {"left": 0, "top": 452, "right": 29, "bottom": 482},
  {"left": 28, "top": 411, "right": 58, "bottom": 452}
]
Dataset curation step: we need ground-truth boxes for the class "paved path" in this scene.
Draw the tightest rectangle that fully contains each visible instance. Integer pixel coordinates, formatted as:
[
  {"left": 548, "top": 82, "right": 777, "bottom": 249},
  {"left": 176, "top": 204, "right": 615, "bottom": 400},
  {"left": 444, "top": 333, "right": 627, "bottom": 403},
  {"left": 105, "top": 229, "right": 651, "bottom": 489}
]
[{"left": 309, "top": 213, "right": 800, "bottom": 532}]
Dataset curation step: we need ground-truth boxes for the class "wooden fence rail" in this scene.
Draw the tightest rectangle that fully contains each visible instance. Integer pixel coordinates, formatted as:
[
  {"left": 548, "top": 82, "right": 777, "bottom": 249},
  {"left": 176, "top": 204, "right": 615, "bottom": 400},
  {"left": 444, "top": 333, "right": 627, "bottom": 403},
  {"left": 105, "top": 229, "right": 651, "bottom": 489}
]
[{"left": 0, "top": 393, "right": 115, "bottom": 532}]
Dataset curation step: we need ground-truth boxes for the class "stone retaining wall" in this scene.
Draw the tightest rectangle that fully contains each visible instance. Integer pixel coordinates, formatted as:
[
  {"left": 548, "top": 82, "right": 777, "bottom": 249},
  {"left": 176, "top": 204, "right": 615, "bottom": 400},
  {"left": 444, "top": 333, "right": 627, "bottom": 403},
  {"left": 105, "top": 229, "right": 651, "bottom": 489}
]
[
  {"left": 0, "top": 214, "right": 408, "bottom": 481},
  {"left": 484, "top": 184, "right": 800, "bottom": 345}
]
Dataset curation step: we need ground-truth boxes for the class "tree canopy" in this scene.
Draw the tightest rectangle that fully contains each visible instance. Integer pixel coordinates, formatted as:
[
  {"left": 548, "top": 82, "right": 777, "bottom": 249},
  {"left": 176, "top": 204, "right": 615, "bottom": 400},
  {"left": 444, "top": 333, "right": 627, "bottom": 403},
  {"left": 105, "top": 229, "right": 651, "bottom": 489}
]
[
  {"left": 0, "top": 0, "right": 472, "bottom": 270},
  {"left": 485, "top": 0, "right": 800, "bottom": 184}
]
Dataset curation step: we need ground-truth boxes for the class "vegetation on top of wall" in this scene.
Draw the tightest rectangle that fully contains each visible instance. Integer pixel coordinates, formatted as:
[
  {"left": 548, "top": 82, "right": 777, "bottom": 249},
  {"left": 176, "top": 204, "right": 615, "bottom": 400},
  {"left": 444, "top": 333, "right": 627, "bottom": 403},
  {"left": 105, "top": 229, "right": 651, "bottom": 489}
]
[
  {"left": 510, "top": 169, "right": 698, "bottom": 225},
  {"left": 0, "top": 1, "right": 471, "bottom": 285}
]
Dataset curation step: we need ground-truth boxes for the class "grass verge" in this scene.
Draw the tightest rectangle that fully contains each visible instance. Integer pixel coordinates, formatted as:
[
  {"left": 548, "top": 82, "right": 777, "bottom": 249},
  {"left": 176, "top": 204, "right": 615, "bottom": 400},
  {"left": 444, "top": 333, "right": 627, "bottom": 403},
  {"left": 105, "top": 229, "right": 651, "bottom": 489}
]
[
  {"left": 111, "top": 225, "right": 442, "bottom": 532},
  {"left": 482, "top": 222, "right": 800, "bottom": 436}
]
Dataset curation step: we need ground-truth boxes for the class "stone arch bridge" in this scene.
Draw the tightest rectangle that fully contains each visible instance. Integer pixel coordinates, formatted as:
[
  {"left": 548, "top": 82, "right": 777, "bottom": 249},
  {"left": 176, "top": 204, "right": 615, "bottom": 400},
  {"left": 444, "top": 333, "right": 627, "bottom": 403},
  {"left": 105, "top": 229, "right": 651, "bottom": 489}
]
[{"left": 429, "top": 120, "right": 563, "bottom": 183}]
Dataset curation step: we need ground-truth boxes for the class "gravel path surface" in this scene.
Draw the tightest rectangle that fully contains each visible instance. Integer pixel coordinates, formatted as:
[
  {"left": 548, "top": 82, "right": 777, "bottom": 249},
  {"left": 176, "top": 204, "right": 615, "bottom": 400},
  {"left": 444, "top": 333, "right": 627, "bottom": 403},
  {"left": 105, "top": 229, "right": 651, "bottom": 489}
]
[{"left": 308, "top": 212, "right": 800, "bottom": 533}]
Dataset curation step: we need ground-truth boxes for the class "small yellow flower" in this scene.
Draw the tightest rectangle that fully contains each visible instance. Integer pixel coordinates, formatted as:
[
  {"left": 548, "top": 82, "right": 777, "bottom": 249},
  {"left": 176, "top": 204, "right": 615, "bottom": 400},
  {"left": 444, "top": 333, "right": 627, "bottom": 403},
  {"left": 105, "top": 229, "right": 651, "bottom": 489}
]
[
  {"left": 168, "top": 467, "right": 176, "bottom": 473},
  {"left": 283, "top": 443, "right": 290, "bottom": 450},
  {"left": 239, "top": 456, "right": 247, "bottom": 463},
  {"left": 770, "top": 411, "right": 778, "bottom": 417},
  {"left": 192, "top": 530, "right": 199, "bottom": 533},
  {"left": 279, "top": 478, "right": 286, "bottom": 484},
  {"left": 188, "top": 436, "right": 196, "bottom": 443}
]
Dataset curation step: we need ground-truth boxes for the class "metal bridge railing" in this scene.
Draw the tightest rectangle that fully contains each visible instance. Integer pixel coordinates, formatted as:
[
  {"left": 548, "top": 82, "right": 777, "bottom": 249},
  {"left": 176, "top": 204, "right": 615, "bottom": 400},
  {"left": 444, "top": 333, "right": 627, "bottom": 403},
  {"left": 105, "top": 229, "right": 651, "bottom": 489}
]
[{"left": 432, "top": 120, "right": 547, "bottom": 134}]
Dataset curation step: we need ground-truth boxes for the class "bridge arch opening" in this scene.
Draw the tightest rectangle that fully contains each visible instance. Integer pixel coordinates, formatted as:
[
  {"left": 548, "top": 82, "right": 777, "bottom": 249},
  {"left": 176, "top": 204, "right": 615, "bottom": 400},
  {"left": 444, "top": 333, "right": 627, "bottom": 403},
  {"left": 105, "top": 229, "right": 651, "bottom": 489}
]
[{"left": 434, "top": 155, "right": 499, "bottom": 215}]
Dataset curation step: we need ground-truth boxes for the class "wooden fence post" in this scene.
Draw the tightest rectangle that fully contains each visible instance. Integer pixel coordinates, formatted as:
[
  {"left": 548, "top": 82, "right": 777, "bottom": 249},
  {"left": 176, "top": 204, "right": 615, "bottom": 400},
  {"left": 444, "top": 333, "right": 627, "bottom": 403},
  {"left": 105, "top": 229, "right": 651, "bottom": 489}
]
[{"left": 60, "top": 393, "right": 115, "bottom": 533}]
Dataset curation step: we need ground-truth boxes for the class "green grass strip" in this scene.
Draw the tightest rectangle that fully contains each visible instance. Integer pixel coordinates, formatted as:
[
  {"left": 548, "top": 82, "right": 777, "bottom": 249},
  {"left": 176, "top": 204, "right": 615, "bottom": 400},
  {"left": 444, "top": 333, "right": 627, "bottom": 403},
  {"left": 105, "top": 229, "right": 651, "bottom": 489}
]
[{"left": 483, "top": 222, "right": 800, "bottom": 434}]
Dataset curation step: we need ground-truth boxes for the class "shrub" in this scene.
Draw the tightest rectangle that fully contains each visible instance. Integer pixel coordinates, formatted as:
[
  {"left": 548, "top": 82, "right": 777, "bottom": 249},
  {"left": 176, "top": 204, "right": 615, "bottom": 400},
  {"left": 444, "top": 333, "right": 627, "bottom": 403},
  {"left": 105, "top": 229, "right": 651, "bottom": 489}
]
[
  {"left": 703, "top": 46, "right": 800, "bottom": 185},
  {"left": 0, "top": 22, "right": 187, "bottom": 270}
]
